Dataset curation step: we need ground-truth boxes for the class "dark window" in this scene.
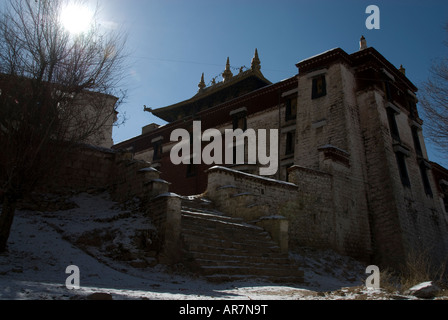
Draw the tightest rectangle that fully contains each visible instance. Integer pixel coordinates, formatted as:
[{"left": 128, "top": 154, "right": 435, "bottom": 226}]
[
  {"left": 152, "top": 141, "right": 163, "bottom": 161},
  {"left": 384, "top": 80, "right": 392, "bottom": 101},
  {"left": 285, "top": 96, "right": 297, "bottom": 121},
  {"left": 285, "top": 131, "right": 295, "bottom": 156},
  {"left": 395, "top": 152, "right": 410, "bottom": 187},
  {"left": 387, "top": 108, "right": 400, "bottom": 141},
  {"left": 232, "top": 112, "right": 247, "bottom": 131},
  {"left": 442, "top": 184, "right": 448, "bottom": 212},
  {"left": 408, "top": 99, "right": 417, "bottom": 120},
  {"left": 412, "top": 126, "right": 423, "bottom": 157},
  {"left": 312, "top": 75, "right": 326, "bottom": 99},
  {"left": 419, "top": 162, "right": 433, "bottom": 197}
]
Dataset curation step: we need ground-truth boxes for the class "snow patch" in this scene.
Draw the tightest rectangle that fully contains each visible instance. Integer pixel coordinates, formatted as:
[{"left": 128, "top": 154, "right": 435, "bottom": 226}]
[{"left": 1, "top": 192, "right": 447, "bottom": 300}]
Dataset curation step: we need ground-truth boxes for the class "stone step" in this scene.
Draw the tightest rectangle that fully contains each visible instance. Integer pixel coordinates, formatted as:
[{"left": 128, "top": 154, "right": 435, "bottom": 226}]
[
  {"left": 181, "top": 216, "right": 268, "bottom": 240},
  {"left": 198, "top": 265, "right": 303, "bottom": 278},
  {"left": 183, "top": 242, "right": 280, "bottom": 257},
  {"left": 181, "top": 226, "right": 266, "bottom": 242},
  {"left": 181, "top": 229, "right": 265, "bottom": 245},
  {"left": 181, "top": 227, "right": 270, "bottom": 243},
  {"left": 181, "top": 206, "right": 225, "bottom": 217},
  {"left": 179, "top": 198, "right": 304, "bottom": 284},
  {"left": 181, "top": 209, "right": 258, "bottom": 229},
  {"left": 181, "top": 220, "right": 270, "bottom": 238},
  {"left": 180, "top": 197, "right": 214, "bottom": 210},
  {"left": 184, "top": 251, "right": 291, "bottom": 264},
  {"left": 192, "top": 258, "right": 295, "bottom": 268},
  {"left": 204, "top": 274, "right": 304, "bottom": 284},
  {"left": 182, "top": 234, "right": 280, "bottom": 252}
]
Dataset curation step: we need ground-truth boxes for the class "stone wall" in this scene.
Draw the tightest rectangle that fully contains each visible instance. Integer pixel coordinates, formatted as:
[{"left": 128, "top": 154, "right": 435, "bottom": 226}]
[
  {"left": 146, "top": 193, "right": 182, "bottom": 264},
  {"left": 50, "top": 145, "right": 116, "bottom": 192},
  {"left": 206, "top": 166, "right": 297, "bottom": 219},
  {"left": 111, "top": 156, "right": 170, "bottom": 203},
  {"left": 357, "top": 88, "right": 448, "bottom": 267},
  {"left": 204, "top": 165, "right": 372, "bottom": 262},
  {"left": 47, "top": 145, "right": 170, "bottom": 204},
  {"left": 292, "top": 62, "right": 374, "bottom": 262},
  {"left": 285, "top": 165, "right": 334, "bottom": 250}
]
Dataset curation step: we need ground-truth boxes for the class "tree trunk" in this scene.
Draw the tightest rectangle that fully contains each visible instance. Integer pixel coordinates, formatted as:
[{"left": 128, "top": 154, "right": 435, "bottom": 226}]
[{"left": 0, "top": 195, "right": 17, "bottom": 253}]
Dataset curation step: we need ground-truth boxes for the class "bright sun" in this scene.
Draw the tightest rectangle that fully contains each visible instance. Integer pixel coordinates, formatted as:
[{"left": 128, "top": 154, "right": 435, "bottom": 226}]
[{"left": 60, "top": 4, "right": 94, "bottom": 35}]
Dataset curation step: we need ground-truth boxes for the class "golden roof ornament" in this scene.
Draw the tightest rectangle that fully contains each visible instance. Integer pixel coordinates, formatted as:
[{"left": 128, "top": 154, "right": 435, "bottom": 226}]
[
  {"left": 198, "top": 73, "right": 206, "bottom": 91},
  {"left": 222, "top": 57, "right": 233, "bottom": 82},
  {"left": 251, "top": 48, "right": 261, "bottom": 71}
]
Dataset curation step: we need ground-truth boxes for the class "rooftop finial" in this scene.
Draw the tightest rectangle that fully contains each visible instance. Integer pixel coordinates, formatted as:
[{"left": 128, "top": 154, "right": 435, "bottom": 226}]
[
  {"left": 251, "top": 48, "right": 261, "bottom": 71},
  {"left": 198, "top": 73, "right": 206, "bottom": 91},
  {"left": 359, "top": 35, "right": 367, "bottom": 51},
  {"left": 222, "top": 57, "right": 233, "bottom": 82},
  {"left": 399, "top": 65, "right": 406, "bottom": 75}
]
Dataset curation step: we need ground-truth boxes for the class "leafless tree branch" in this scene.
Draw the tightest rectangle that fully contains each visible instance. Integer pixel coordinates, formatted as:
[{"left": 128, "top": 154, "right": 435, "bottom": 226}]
[
  {"left": 419, "top": 22, "right": 448, "bottom": 156},
  {"left": 0, "top": 0, "right": 129, "bottom": 251}
]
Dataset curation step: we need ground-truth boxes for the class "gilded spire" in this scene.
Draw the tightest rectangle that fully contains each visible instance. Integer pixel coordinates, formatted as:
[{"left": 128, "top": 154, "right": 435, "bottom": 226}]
[
  {"left": 222, "top": 57, "right": 233, "bottom": 82},
  {"left": 251, "top": 48, "right": 261, "bottom": 71},
  {"left": 198, "top": 73, "right": 206, "bottom": 91}
]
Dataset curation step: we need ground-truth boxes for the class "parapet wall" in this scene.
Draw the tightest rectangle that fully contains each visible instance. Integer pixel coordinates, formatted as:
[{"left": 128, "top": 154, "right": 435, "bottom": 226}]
[
  {"left": 49, "top": 145, "right": 116, "bottom": 192},
  {"left": 205, "top": 165, "right": 373, "bottom": 262},
  {"left": 206, "top": 166, "right": 298, "bottom": 217},
  {"left": 46, "top": 145, "right": 170, "bottom": 203},
  {"left": 205, "top": 166, "right": 335, "bottom": 252}
]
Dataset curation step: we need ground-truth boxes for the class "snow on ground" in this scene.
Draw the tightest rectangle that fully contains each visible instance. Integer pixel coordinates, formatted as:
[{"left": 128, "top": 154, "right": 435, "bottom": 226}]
[{"left": 0, "top": 192, "right": 445, "bottom": 300}]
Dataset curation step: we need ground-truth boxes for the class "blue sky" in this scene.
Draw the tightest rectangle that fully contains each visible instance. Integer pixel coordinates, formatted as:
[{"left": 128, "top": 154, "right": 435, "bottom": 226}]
[{"left": 95, "top": 0, "right": 448, "bottom": 167}]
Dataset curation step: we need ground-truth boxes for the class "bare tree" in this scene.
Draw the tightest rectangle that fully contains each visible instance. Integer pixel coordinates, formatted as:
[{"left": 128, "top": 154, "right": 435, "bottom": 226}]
[
  {"left": 0, "top": 0, "right": 128, "bottom": 252},
  {"left": 419, "top": 23, "right": 448, "bottom": 157}
]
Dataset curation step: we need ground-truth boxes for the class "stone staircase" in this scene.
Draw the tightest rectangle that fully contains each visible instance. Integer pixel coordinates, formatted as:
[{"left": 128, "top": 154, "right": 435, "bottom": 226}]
[{"left": 179, "top": 197, "right": 304, "bottom": 283}]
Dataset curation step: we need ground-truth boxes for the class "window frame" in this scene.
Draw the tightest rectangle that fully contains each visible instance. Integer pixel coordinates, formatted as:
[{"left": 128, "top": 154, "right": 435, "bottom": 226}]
[
  {"left": 285, "top": 95, "right": 297, "bottom": 121},
  {"left": 285, "top": 131, "right": 295, "bottom": 156},
  {"left": 311, "top": 75, "right": 326, "bottom": 99},
  {"left": 411, "top": 126, "right": 423, "bottom": 158},
  {"left": 232, "top": 112, "right": 247, "bottom": 131},
  {"left": 386, "top": 107, "right": 401, "bottom": 142},
  {"left": 152, "top": 140, "right": 163, "bottom": 162},
  {"left": 395, "top": 151, "right": 411, "bottom": 187},
  {"left": 419, "top": 161, "right": 433, "bottom": 197}
]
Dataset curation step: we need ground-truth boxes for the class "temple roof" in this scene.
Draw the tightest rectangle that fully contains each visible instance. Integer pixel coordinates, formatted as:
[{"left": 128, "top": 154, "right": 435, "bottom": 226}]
[{"left": 149, "top": 49, "right": 272, "bottom": 123}]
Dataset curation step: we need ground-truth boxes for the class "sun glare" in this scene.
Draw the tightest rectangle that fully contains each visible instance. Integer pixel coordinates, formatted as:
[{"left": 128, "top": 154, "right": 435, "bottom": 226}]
[{"left": 60, "top": 3, "right": 94, "bottom": 35}]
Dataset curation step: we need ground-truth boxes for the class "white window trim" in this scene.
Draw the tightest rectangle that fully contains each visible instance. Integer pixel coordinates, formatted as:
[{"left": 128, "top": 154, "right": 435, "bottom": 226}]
[{"left": 306, "top": 68, "right": 328, "bottom": 79}]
